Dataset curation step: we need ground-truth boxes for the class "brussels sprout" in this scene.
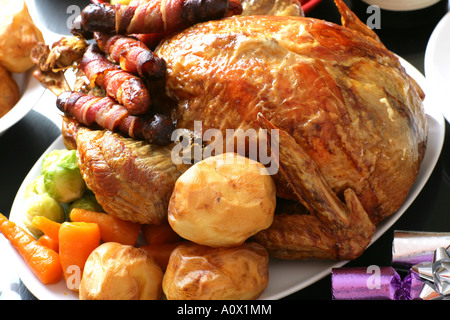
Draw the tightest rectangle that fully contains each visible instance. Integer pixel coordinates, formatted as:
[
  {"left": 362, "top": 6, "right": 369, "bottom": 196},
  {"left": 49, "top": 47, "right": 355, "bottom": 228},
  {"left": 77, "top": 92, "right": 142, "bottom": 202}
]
[
  {"left": 41, "top": 149, "right": 67, "bottom": 175},
  {"left": 43, "top": 149, "right": 86, "bottom": 203},
  {"left": 23, "top": 176, "right": 65, "bottom": 238},
  {"left": 24, "top": 173, "right": 46, "bottom": 197},
  {"left": 68, "top": 193, "right": 104, "bottom": 217}
]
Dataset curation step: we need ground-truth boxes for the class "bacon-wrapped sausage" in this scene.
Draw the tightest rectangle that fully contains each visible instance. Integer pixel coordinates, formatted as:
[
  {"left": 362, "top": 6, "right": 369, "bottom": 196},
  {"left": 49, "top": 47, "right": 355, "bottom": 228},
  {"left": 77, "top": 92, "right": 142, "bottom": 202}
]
[
  {"left": 71, "top": 15, "right": 94, "bottom": 39},
  {"left": 80, "top": 0, "right": 243, "bottom": 35},
  {"left": 56, "top": 91, "right": 174, "bottom": 146},
  {"left": 94, "top": 33, "right": 166, "bottom": 81},
  {"left": 80, "top": 44, "right": 151, "bottom": 115},
  {"left": 131, "top": 32, "right": 173, "bottom": 50}
]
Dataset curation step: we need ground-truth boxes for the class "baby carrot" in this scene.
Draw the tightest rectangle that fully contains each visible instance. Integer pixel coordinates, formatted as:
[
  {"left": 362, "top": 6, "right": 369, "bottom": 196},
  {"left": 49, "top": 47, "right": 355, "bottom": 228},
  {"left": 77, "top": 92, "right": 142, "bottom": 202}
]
[
  {"left": 140, "top": 242, "right": 183, "bottom": 271},
  {"left": 37, "top": 234, "right": 59, "bottom": 252},
  {"left": 59, "top": 221, "right": 101, "bottom": 291},
  {"left": 32, "top": 215, "right": 61, "bottom": 242},
  {"left": 141, "top": 223, "right": 180, "bottom": 245},
  {"left": 70, "top": 208, "right": 141, "bottom": 246},
  {"left": 0, "top": 213, "right": 63, "bottom": 285}
]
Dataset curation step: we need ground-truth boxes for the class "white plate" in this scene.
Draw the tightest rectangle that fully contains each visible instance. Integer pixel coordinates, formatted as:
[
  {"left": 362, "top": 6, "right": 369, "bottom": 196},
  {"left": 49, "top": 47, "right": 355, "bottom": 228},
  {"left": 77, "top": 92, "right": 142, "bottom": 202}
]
[
  {"left": 5, "top": 58, "right": 445, "bottom": 300},
  {"left": 425, "top": 11, "right": 450, "bottom": 123},
  {"left": 0, "top": 69, "right": 45, "bottom": 135}
]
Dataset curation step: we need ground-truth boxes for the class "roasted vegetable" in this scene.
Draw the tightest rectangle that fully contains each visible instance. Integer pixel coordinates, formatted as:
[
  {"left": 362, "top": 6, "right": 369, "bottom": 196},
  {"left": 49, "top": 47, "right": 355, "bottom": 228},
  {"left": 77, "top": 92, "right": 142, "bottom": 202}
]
[
  {"left": 0, "top": 213, "right": 63, "bottom": 285},
  {"left": 141, "top": 223, "right": 180, "bottom": 245},
  {"left": 32, "top": 215, "right": 61, "bottom": 243},
  {"left": 70, "top": 208, "right": 141, "bottom": 246},
  {"left": 140, "top": 242, "right": 183, "bottom": 271},
  {"left": 42, "top": 149, "right": 86, "bottom": 203},
  {"left": 68, "top": 193, "right": 104, "bottom": 215},
  {"left": 168, "top": 153, "right": 276, "bottom": 247},
  {"left": 23, "top": 175, "right": 65, "bottom": 237},
  {"left": 162, "top": 242, "right": 269, "bottom": 300},
  {"left": 80, "top": 242, "right": 163, "bottom": 300},
  {"left": 0, "top": 0, "right": 44, "bottom": 72},
  {"left": 0, "top": 64, "right": 20, "bottom": 118},
  {"left": 59, "top": 221, "right": 101, "bottom": 291},
  {"left": 37, "top": 234, "right": 59, "bottom": 252}
]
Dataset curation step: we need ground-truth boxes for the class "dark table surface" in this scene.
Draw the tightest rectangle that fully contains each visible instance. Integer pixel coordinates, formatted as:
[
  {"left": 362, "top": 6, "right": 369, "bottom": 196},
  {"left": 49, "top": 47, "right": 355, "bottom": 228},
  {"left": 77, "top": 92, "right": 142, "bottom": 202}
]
[{"left": 1, "top": 0, "right": 449, "bottom": 301}]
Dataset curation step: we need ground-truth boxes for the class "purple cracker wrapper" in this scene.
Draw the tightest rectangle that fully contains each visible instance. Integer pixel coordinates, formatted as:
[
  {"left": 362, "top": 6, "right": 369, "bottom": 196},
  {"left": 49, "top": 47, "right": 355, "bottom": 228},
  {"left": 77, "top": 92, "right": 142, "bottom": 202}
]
[
  {"left": 400, "top": 271, "right": 424, "bottom": 300},
  {"left": 392, "top": 230, "right": 450, "bottom": 269},
  {"left": 331, "top": 266, "right": 401, "bottom": 300},
  {"left": 331, "top": 231, "right": 450, "bottom": 300},
  {"left": 331, "top": 266, "right": 424, "bottom": 300}
]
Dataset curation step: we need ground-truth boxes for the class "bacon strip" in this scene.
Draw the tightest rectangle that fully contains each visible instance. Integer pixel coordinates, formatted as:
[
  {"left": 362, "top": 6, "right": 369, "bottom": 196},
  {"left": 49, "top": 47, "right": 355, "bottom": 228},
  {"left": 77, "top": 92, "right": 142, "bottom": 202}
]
[
  {"left": 80, "top": 0, "right": 242, "bottom": 35},
  {"left": 131, "top": 32, "right": 172, "bottom": 50},
  {"left": 80, "top": 44, "right": 151, "bottom": 115},
  {"left": 56, "top": 91, "right": 174, "bottom": 146},
  {"left": 94, "top": 33, "right": 166, "bottom": 81}
]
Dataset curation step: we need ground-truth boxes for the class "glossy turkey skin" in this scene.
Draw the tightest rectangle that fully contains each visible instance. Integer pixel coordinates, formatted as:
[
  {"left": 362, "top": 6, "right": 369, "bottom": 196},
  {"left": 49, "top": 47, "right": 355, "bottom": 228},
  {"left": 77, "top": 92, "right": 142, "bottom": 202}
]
[
  {"left": 156, "top": 15, "right": 428, "bottom": 260},
  {"left": 157, "top": 15, "right": 427, "bottom": 224},
  {"left": 62, "top": 116, "right": 187, "bottom": 225}
]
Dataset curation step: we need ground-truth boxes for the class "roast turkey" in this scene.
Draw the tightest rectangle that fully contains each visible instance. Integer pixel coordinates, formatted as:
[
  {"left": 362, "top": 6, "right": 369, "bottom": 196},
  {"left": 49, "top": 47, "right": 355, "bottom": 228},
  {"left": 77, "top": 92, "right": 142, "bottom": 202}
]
[
  {"left": 38, "top": 0, "right": 428, "bottom": 261},
  {"left": 155, "top": 1, "right": 428, "bottom": 259}
]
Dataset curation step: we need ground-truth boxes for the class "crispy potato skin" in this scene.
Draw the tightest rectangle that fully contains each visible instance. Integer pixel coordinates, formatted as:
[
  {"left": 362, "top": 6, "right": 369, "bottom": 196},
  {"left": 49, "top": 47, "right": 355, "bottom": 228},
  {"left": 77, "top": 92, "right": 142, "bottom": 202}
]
[
  {"left": 79, "top": 242, "right": 163, "bottom": 300},
  {"left": 162, "top": 242, "right": 269, "bottom": 300},
  {"left": 0, "top": 65, "right": 20, "bottom": 118}
]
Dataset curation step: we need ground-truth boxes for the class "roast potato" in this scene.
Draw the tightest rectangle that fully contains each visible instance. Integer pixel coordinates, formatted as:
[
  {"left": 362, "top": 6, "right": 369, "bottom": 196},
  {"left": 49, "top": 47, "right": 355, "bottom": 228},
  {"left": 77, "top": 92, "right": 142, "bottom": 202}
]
[
  {"left": 0, "top": 0, "right": 44, "bottom": 73},
  {"left": 168, "top": 153, "right": 276, "bottom": 247},
  {"left": 162, "top": 242, "right": 269, "bottom": 300},
  {"left": 0, "top": 64, "right": 20, "bottom": 118},
  {"left": 79, "top": 242, "right": 163, "bottom": 300}
]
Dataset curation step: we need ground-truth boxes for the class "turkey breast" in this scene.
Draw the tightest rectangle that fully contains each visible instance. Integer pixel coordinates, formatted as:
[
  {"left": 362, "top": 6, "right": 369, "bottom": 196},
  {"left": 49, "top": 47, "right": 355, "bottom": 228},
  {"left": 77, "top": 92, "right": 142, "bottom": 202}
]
[{"left": 156, "top": 14, "right": 427, "bottom": 225}]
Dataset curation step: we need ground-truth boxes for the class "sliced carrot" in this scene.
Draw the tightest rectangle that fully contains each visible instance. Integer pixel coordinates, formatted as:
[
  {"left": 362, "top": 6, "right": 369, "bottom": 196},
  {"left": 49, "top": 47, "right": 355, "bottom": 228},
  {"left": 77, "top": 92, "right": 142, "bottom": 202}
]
[
  {"left": 140, "top": 242, "right": 183, "bottom": 271},
  {"left": 70, "top": 208, "right": 141, "bottom": 246},
  {"left": 0, "top": 213, "right": 63, "bottom": 285},
  {"left": 59, "top": 221, "right": 101, "bottom": 291},
  {"left": 37, "top": 234, "right": 59, "bottom": 252},
  {"left": 32, "top": 215, "right": 61, "bottom": 242},
  {"left": 141, "top": 223, "right": 180, "bottom": 245}
]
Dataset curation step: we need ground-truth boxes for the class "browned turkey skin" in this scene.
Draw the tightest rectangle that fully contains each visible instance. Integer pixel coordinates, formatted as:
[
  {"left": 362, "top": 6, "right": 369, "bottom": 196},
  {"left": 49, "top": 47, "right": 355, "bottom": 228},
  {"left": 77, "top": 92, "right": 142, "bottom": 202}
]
[
  {"left": 155, "top": 1, "right": 428, "bottom": 260},
  {"left": 62, "top": 116, "right": 188, "bottom": 225}
]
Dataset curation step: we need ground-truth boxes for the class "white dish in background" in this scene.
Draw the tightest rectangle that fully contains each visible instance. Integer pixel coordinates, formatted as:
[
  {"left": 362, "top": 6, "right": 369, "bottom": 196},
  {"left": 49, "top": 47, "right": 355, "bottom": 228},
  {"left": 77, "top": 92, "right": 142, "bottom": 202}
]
[
  {"left": 0, "top": 0, "right": 66, "bottom": 136},
  {"left": 5, "top": 58, "right": 445, "bottom": 300},
  {"left": 0, "top": 69, "right": 45, "bottom": 135},
  {"left": 425, "top": 11, "right": 450, "bottom": 123}
]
